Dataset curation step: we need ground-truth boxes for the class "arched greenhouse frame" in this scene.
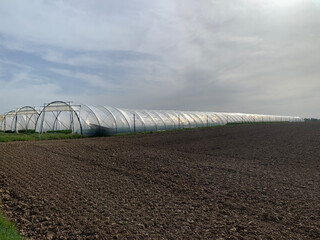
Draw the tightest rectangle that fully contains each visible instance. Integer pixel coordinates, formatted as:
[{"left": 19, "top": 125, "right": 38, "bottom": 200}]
[
  {"left": 0, "top": 106, "right": 39, "bottom": 132},
  {"left": 32, "top": 101, "right": 304, "bottom": 136},
  {"left": 1, "top": 100, "right": 304, "bottom": 136}
]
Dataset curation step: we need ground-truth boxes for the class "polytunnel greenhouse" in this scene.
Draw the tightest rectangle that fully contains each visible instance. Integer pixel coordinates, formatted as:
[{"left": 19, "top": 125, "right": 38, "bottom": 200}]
[
  {"left": 0, "top": 115, "right": 3, "bottom": 130},
  {"left": 0, "top": 101, "right": 303, "bottom": 136},
  {"left": 31, "top": 101, "right": 303, "bottom": 136},
  {"left": 0, "top": 106, "right": 39, "bottom": 132}
]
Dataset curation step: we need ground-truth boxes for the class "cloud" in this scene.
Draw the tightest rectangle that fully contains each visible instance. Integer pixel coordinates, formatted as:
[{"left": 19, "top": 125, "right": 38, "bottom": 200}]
[{"left": 0, "top": 0, "right": 320, "bottom": 117}]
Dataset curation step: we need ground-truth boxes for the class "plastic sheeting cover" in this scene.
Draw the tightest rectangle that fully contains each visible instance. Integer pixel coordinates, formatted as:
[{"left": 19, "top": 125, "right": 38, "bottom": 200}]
[
  {"left": 34, "top": 101, "right": 304, "bottom": 136},
  {"left": 2, "top": 101, "right": 303, "bottom": 136},
  {"left": 1, "top": 107, "right": 39, "bottom": 132}
]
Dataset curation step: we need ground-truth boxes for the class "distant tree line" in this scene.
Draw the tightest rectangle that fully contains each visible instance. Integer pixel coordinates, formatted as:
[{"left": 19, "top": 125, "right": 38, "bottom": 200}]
[{"left": 304, "top": 118, "right": 320, "bottom": 122}]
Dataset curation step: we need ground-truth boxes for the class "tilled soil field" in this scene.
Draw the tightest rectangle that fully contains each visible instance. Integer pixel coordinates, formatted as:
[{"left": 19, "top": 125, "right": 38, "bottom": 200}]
[{"left": 0, "top": 123, "right": 319, "bottom": 239}]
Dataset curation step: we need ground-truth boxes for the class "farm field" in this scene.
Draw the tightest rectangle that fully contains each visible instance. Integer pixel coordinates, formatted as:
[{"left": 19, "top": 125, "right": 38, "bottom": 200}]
[{"left": 0, "top": 122, "right": 319, "bottom": 239}]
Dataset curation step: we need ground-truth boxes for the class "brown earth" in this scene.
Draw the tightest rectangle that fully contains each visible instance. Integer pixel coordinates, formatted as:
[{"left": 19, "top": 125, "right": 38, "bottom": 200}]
[{"left": 0, "top": 122, "right": 319, "bottom": 239}]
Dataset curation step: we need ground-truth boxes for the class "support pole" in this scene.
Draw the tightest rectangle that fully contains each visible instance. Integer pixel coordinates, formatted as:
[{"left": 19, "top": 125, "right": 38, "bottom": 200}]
[
  {"left": 133, "top": 114, "right": 136, "bottom": 133},
  {"left": 15, "top": 111, "right": 18, "bottom": 133},
  {"left": 40, "top": 104, "right": 46, "bottom": 134}
]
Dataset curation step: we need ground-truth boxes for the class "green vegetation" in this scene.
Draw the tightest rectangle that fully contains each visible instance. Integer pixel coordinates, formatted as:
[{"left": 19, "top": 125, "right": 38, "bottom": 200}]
[
  {"left": 46, "top": 130, "right": 72, "bottom": 134},
  {"left": 304, "top": 118, "right": 319, "bottom": 122},
  {"left": 0, "top": 213, "right": 23, "bottom": 240},
  {"left": 0, "top": 130, "right": 85, "bottom": 142},
  {"left": 15, "top": 129, "right": 36, "bottom": 134}
]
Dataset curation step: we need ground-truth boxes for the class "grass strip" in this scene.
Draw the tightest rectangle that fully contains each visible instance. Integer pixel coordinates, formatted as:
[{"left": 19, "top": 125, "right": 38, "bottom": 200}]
[
  {"left": 0, "top": 213, "right": 23, "bottom": 240},
  {"left": 0, "top": 131, "right": 85, "bottom": 142}
]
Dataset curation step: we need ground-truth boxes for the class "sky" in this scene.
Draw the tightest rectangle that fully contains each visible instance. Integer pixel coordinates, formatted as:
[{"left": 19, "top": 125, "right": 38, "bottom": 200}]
[{"left": 0, "top": 0, "right": 319, "bottom": 118}]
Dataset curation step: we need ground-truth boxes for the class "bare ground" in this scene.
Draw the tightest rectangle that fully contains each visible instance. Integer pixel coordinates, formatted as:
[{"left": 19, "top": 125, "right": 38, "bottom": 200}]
[{"left": 0, "top": 122, "right": 319, "bottom": 239}]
